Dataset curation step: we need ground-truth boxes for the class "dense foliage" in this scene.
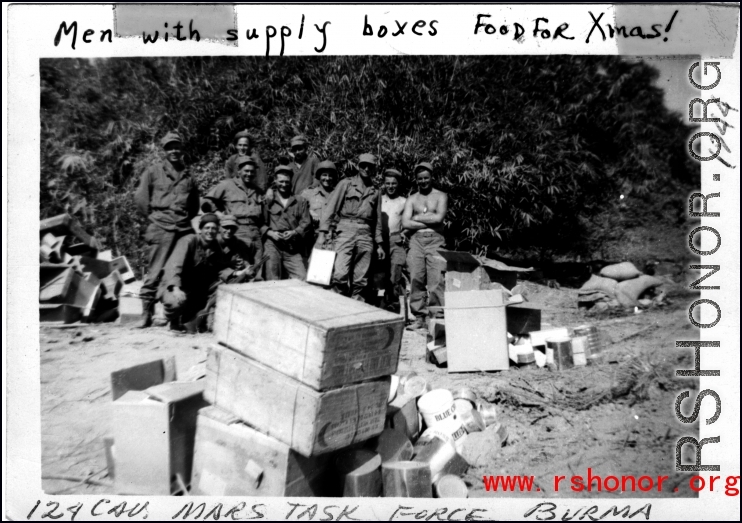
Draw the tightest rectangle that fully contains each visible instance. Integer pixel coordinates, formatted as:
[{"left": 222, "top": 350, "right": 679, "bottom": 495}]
[{"left": 40, "top": 56, "right": 697, "bottom": 273}]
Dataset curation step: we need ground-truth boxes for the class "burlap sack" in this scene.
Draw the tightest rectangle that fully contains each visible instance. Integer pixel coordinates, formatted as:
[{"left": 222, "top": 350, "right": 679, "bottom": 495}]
[
  {"left": 600, "top": 261, "right": 642, "bottom": 281},
  {"left": 615, "top": 275, "right": 664, "bottom": 307},
  {"left": 579, "top": 274, "right": 618, "bottom": 296}
]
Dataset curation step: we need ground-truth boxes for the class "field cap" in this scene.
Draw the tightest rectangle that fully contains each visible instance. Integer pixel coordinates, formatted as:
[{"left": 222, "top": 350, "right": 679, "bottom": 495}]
[
  {"left": 384, "top": 168, "right": 403, "bottom": 180},
  {"left": 220, "top": 215, "right": 238, "bottom": 228},
  {"left": 160, "top": 131, "right": 183, "bottom": 147},
  {"left": 358, "top": 153, "right": 378, "bottom": 166},
  {"left": 237, "top": 155, "right": 258, "bottom": 169},
  {"left": 316, "top": 160, "right": 338, "bottom": 176},
  {"left": 414, "top": 161, "right": 434, "bottom": 174},
  {"left": 274, "top": 165, "right": 294, "bottom": 176},
  {"left": 290, "top": 135, "right": 308, "bottom": 147},
  {"left": 200, "top": 213, "right": 220, "bottom": 228},
  {"left": 234, "top": 130, "right": 251, "bottom": 142}
]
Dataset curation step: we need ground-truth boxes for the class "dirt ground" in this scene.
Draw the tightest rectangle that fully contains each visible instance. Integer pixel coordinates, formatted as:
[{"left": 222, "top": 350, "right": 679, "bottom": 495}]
[{"left": 40, "top": 279, "right": 700, "bottom": 498}]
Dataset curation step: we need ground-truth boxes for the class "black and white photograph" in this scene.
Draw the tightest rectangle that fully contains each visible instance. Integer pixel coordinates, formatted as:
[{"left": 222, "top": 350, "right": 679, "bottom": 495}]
[{"left": 5, "top": 3, "right": 740, "bottom": 520}]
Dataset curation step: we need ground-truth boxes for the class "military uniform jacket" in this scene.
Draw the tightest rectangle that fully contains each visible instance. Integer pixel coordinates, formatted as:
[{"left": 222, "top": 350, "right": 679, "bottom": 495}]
[
  {"left": 319, "top": 175, "right": 383, "bottom": 244},
  {"left": 205, "top": 178, "right": 264, "bottom": 227},
  {"left": 163, "top": 235, "right": 234, "bottom": 293},
  {"left": 134, "top": 160, "right": 200, "bottom": 232},
  {"left": 261, "top": 194, "right": 312, "bottom": 238}
]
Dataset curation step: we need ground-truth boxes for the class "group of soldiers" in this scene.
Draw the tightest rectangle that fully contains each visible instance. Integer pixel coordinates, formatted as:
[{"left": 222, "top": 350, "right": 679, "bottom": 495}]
[{"left": 134, "top": 130, "right": 449, "bottom": 333}]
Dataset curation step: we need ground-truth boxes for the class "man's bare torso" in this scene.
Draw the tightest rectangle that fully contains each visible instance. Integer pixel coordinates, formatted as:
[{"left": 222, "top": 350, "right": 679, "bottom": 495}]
[{"left": 409, "top": 189, "right": 445, "bottom": 234}]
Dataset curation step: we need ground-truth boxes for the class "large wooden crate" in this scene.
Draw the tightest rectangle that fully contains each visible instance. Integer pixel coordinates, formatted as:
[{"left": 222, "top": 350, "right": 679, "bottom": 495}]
[
  {"left": 214, "top": 280, "right": 402, "bottom": 390},
  {"left": 205, "top": 344, "right": 390, "bottom": 457},
  {"left": 191, "top": 406, "right": 330, "bottom": 496}
]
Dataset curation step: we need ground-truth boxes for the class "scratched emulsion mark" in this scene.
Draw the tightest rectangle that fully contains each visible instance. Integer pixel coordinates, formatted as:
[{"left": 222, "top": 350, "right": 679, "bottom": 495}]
[
  {"left": 114, "top": 4, "right": 237, "bottom": 45},
  {"left": 609, "top": 4, "right": 738, "bottom": 57}
]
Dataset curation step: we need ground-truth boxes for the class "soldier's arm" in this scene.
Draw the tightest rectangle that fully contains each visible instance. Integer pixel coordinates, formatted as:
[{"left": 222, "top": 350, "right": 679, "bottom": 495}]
[
  {"left": 294, "top": 197, "right": 312, "bottom": 237},
  {"left": 374, "top": 191, "right": 384, "bottom": 245},
  {"left": 186, "top": 179, "right": 201, "bottom": 220},
  {"left": 203, "top": 183, "right": 226, "bottom": 213},
  {"left": 402, "top": 195, "right": 426, "bottom": 231},
  {"left": 134, "top": 167, "right": 153, "bottom": 217},
  {"left": 413, "top": 192, "right": 448, "bottom": 226},
  {"left": 318, "top": 180, "right": 347, "bottom": 233}
]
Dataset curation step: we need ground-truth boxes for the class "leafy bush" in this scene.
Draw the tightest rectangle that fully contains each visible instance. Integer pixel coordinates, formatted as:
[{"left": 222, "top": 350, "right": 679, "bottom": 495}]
[{"left": 40, "top": 56, "right": 697, "bottom": 274}]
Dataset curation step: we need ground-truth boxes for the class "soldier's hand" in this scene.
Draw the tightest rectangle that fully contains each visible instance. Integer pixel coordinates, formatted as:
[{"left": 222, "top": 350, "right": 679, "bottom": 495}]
[
  {"left": 316, "top": 232, "right": 326, "bottom": 247},
  {"left": 267, "top": 230, "right": 281, "bottom": 241},
  {"left": 282, "top": 230, "right": 297, "bottom": 241},
  {"left": 376, "top": 245, "right": 386, "bottom": 260},
  {"left": 171, "top": 286, "right": 186, "bottom": 303}
]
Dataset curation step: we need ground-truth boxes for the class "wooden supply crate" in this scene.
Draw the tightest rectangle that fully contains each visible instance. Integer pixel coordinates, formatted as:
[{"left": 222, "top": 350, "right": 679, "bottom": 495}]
[
  {"left": 205, "top": 344, "right": 390, "bottom": 457},
  {"left": 214, "top": 280, "right": 402, "bottom": 390},
  {"left": 191, "top": 406, "right": 330, "bottom": 496},
  {"left": 113, "top": 381, "right": 207, "bottom": 495}
]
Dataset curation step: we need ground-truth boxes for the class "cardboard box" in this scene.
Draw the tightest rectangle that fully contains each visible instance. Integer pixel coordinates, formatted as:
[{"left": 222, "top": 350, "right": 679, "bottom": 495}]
[
  {"left": 39, "top": 303, "right": 83, "bottom": 324},
  {"left": 77, "top": 256, "right": 112, "bottom": 279},
  {"left": 205, "top": 344, "right": 390, "bottom": 457},
  {"left": 110, "top": 357, "right": 177, "bottom": 401},
  {"left": 438, "top": 251, "right": 528, "bottom": 292},
  {"left": 39, "top": 266, "right": 76, "bottom": 303},
  {"left": 40, "top": 213, "right": 101, "bottom": 250},
  {"left": 113, "top": 381, "right": 206, "bottom": 495},
  {"left": 214, "top": 280, "right": 402, "bottom": 390},
  {"left": 191, "top": 406, "right": 330, "bottom": 496},
  {"left": 445, "top": 289, "right": 509, "bottom": 372},
  {"left": 506, "top": 304, "right": 542, "bottom": 335},
  {"left": 118, "top": 295, "right": 143, "bottom": 324},
  {"left": 101, "top": 270, "right": 124, "bottom": 298},
  {"left": 111, "top": 256, "right": 136, "bottom": 284}
]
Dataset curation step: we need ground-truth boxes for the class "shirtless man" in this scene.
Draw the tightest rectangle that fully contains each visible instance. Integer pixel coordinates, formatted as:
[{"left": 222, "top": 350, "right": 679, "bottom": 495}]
[{"left": 402, "top": 162, "right": 448, "bottom": 330}]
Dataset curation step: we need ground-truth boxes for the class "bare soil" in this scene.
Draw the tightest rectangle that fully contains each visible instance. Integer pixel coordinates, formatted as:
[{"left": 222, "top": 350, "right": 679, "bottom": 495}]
[{"left": 40, "top": 280, "right": 700, "bottom": 498}]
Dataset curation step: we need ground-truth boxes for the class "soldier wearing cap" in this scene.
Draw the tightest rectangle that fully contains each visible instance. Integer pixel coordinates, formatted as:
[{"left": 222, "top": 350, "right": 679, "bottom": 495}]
[
  {"left": 204, "top": 154, "right": 266, "bottom": 268},
  {"left": 134, "top": 131, "right": 200, "bottom": 328},
  {"left": 218, "top": 214, "right": 257, "bottom": 279},
  {"left": 160, "top": 213, "right": 253, "bottom": 333},
  {"left": 318, "top": 153, "right": 385, "bottom": 300},
  {"left": 224, "top": 130, "right": 269, "bottom": 191},
  {"left": 289, "top": 134, "right": 321, "bottom": 195},
  {"left": 402, "top": 161, "right": 448, "bottom": 330},
  {"left": 262, "top": 165, "right": 312, "bottom": 280},
  {"left": 381, "top": 168, "right": 408, "bottom": 307},
  {"left": 300, "top": 160, "right": 339, "bottom": 250}
]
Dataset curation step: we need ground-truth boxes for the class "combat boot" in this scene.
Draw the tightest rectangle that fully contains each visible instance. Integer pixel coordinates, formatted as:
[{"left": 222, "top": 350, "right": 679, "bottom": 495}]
[{"left": 136, "top": 299, "right": 154, "bottom": 329}]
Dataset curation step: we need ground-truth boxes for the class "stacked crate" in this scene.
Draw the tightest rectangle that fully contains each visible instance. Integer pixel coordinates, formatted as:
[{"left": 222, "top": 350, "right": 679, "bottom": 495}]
[{"left": 192, "top": 280, "right": 404, "bottom": 496}]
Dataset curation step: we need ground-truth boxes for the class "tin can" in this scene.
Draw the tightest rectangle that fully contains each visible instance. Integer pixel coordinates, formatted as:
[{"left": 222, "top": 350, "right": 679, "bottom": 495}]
[
  {"left": 459, "top": 408, "right": 486, "bottom": 433},
  {"left": 546, "top": 337, "right": 574, "bottom": 370},
  {"left": 434, "top": 475, "right": 469, "bottom": 498},
  {"left": 573, "top": 325, "right": 604, "bottom": 364},
  {"left": 452, "top": 387, "right": 478, "bottom": 407},
  {"left": 475, "top": 399, "right": 498, "bottom": 427},
  {"left": 413, "top": 431, "right": 468, "bottom": 483}
]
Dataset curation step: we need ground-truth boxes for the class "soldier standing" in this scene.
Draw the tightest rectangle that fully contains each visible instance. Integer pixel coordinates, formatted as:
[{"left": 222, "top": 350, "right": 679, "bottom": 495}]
[
  {"left": 204, "top": 155, "right": 265, "bottom": 266},
  {"left": 262, "top": 166, "right": 312, "bottom": 280},
  {"left": 300, "top": 160, "right": 339, "bottom": 251},
  {"left": 224, "top": 130, "right": 268, "bottom": 191},
  {"left": 289, "top": 134, "right": 320, "bottom": 195},
  {"left": 381, "top": 168, "right": 408, "bottom": 308},
  {"left": 317, "top": 153, "right": 385, "bottom": 300},
  {"left": 402, "top": 162, "right": 448, "bottom": 330},
  {"left": 134, "top": 131, "right": 200, "bottom": 328}
]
